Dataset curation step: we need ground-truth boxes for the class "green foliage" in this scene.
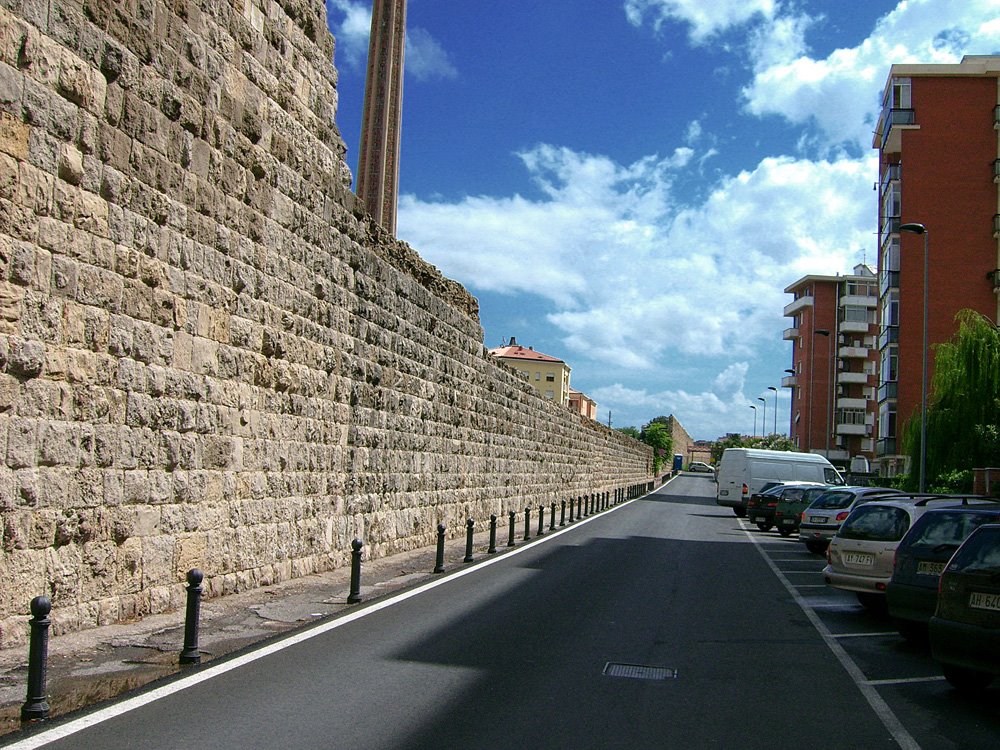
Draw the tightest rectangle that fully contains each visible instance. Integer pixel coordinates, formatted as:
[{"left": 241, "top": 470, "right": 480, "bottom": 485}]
[
  {"left": 928, "top": 469, "right": 974, "bottom": 494},
  {"left": 710, "top": 432, "right": 795, "bottom": 464},
  {"left": 616, "top": 426, "right": 641, "bottom": 440},
  {"left": 902, "top": 310, "right": 1000, "bottom": 488},
  {"left": 640, "top": 419, "right": 673, "bottom": 475}
]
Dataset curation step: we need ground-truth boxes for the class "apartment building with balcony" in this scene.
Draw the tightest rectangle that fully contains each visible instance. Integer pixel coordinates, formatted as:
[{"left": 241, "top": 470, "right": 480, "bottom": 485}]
[
  {"left": 783, "top": 265, "right": 879, "bottom": 466},
  {"left": 489, "top": 337, "right": 572, "bottom": 406},
  {"left": 872, "top": 55, "right": 1000, "bottom": 476}
]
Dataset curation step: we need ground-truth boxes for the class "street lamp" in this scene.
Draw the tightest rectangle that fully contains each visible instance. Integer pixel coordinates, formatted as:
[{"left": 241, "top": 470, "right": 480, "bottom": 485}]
[
  {"left": 815, "top": 329, "right": 832, "bottom": 456},
  {"left": 757, "top": 397, "right": 766, "bottom": 438},
  {"left": 900, "top": 222, "right": 929, "bottom": 493},
  {"left": 768, "top": 385, "right": 778, "bottom": 436},
  {"left": 750, "top": 405, "right": 758, "bottom": 438}
]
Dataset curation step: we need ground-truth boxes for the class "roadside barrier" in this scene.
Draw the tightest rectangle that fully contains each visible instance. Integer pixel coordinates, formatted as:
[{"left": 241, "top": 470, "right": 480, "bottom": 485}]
[
  {"left": 179, "top": 569, "right": 204, "bottom": 665},
  {"left": 434, "top": 524, "right": 446, "bottom": 573},
  {"left": 464, "top": 519, "right": 475, "bottom": 563},
  {"left": 20, "top": 596, "right": 51, "bottom": 724},
  {"left": 348, "top": 539, "right": 364, "bottom": 603}
]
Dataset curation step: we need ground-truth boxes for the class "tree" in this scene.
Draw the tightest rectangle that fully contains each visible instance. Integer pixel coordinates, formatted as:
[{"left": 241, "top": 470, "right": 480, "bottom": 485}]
[
  {"left": 640, "top": 419, "right": 673, "bottom": 474},
  {"left": 902, "top": 310, "right": 1000, "bottom": 490},
  {"left": 710, "top": 432, "right": 795, "bottom": 464},
  {"left": 616, "top": 426, "right": 641, "bottom": 440}
]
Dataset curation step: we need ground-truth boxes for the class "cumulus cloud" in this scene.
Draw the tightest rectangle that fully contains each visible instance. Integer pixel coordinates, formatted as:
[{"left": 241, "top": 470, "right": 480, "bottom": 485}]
[
  {"left": 326, "top": 0, "right": 457, "bottom": 80},
  {"left": 624, "top": 0, "right": 777, "bottom": 42},
  {"left": 743, "top": 0, "right": 1000, "bottom": 149}
]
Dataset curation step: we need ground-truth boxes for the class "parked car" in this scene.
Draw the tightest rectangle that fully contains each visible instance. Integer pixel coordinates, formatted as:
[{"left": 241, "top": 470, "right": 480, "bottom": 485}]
[
  {"left": 887, "top": 505, "right": 1000, "bottom": 639},
  {"left": 798, "top": 486, "right": 903, "bottom": 554},
  {"left": 716, "top": 448, "right": 843, "bottom": 518},
  {"left": 824, "top": 495, "right": 991, "bottom": 610},
  {"left": 929, "top": 524, "right": 1000, "bottom": 691},
  {"left": 773, "top": 485, "right": 833, "bottom": 537},
  {"left": 746, "top": 482, "right": 825, "bottom": 532},
  {"left": 688, "top": 461, "right": 714, "bottom": 473}
]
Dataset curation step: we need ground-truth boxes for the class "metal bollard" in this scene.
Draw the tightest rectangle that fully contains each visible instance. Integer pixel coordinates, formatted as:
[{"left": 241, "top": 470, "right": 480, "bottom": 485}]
[
  {"left": 507, "top": 510, "right": 516, "bottom": 547},
  {"left": 549, "top": 502, "right": 556, "bottom": 530},
  {"left": 434, "top": 524, "right": 446, "bottom": 573},
  {"left": 524, "top": 507, "right": 531, "bottom": 541},
  {"left": 348, "top": 539, "right": 364, "bottom": 604},
  {"left": 577, "top": 496, "right": 582, "bottom": 518},
  {"left": 537, "top": 505, "right": 545, "bottom": 536},
  {"left": 179, "top": 569, "right": 204, "bottom": 665},
  {"left": 488, "top": 514, "right": 498, "bottom": 554},
  {"left": 20, "top": 596, "right": 51, "bottom": 723},
  {"left": 560, "top": 499, "right": 566, "bottom": 526},
  {"left": 464, "top": 519, "right": 475, "bottom": 563},
  {"left": 569, "top": 496, "right": 575, "bottom": 522}
]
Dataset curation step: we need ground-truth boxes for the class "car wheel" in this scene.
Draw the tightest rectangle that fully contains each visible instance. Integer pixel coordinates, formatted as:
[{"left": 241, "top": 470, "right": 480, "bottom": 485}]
[
  {"left": 855, "top": 592, "right": 887, "bottom": 613},
  {"left": 778, "top": 529, "right": 793, "bottom": 537},
  {"left": 943, "top": 664, "right": 994, "bottom": 693},
  {"left": 755, "top": 522, "right": 773, "bottom": 532},
  {"left": 805, "top": 540, "right": 827, "bottom": 554},
  {"left": 733, "top": 508, "right": 746, "bottom": 518}
]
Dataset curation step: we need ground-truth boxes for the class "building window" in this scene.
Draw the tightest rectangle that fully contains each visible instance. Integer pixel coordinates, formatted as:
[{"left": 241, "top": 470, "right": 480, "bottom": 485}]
[
  {"left": 546, "top": 373, "right": 555, "bottom": 382},
  {"left": 535, "top": 372, "right": 541, "bottom": 381}
]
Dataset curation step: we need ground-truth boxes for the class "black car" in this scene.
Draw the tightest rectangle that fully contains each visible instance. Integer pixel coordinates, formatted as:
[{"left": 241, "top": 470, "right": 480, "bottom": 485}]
[
  {"left": 746, "top": 482, "right": 819, "bottom": 532},
  {"left": 887, "top": 505, "right": 1000, "bottom": 639},
  {"left": 929, "top": 524, "right": 1000, "bottom": 691}
]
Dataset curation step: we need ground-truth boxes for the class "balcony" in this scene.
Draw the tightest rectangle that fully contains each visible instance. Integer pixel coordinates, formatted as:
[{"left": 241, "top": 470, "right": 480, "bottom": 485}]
[
  {"left": 837, "top": 397, "right": 869, "bottom": 410},
  {"left": 839, "top": 294, "right": 877, "bottom": 309},
  {"left": 879, "top": 216, "right": 900, "bottom": 246},
  {"left": 878, "top": 108, "right": 916, "bottom": 153},
  {"left": 781, "top": 375, "right": 797, "bottom": 388},
  {"left": 878, "top": 326, "right": 899, "bottom": 350},
  {"left": 783, "top": 296, "right": 813, "bottom": 316},
  {"left": 994, "top": 214, "right": 1000, "bottom": 239},
  {"left": 879, "top": 270, "right": 899, "bottom": 296},
  {"left": 837, "top": 423, "right": 871, "bottom": 437},
  {"left": 994, "top": 159, "right": 1000, "bottom": 183},
  {"left": 838, "top": 371, "right": 870, "bottom": 385},
  {"left": 876, "top": 437, "right": 898, "bottom": 457},
  {"left": 783, "top": 326, "right": 799, "bottom": 341},
  {"left": 877, "top": 381, "right": 898, "bottom": 403},
  {"left": 839, "top": 320, "right": 870, "bottom": 335},
  {"left": 880, "top": 163, "right": 901, "bottom": 189},
  {"left": 838, "top": 346, "right": 869, "bottom": 359}
]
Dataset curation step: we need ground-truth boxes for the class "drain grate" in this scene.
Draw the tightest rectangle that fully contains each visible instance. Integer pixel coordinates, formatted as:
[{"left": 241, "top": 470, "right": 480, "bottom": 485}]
[{"left": 603, "top": 662, "right": 677, "bottom": 681}]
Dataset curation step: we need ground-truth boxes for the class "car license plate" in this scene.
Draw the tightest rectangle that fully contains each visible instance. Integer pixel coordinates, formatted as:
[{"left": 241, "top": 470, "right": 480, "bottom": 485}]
[
  {"left": 843, "top": 552, "right": 874, "bottom": 567},
  {"left": 969, "top": 592, "right": 1000, "bottom": 611},
  {"left": 810, "top": 516, "right": 828, "bottom": 524},
  {"left": 780, "top": 519, "right": 794, "bottom": 525},
  {"left": 751, "top": 515, "right": 766, "bottom": 523},
  {"left": 916, "top": 561, "right": 946, "bottom": 576}
]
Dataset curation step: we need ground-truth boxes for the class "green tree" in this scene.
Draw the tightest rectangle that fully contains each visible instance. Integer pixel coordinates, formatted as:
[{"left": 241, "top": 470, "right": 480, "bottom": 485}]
[
  {"left": 616, "top": 426, "right": 641, "bottom": 440},
  {"left": 640, "top": 420, "right": 673, "bottom": 474},
  {"left": 902, "top": 310, "right": 1000, "bottom": 490},
  {"left": 710, "top": 432, "right": 795, "bottom": 464}
]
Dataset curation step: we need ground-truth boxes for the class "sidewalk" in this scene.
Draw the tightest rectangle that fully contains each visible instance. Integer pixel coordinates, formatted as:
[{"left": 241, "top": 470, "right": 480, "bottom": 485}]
[{"left": 0, "top": 529, "right": 497, "bottom": 739}]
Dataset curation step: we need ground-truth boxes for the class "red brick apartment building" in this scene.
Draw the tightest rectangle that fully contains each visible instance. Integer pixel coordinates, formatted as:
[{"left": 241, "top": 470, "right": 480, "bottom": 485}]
[
  {"left": 873, "top": 55, "right": 1000, "bottom": 476},
  {"left": 783, "top": 266, "right": 879, "bottom": 467}
]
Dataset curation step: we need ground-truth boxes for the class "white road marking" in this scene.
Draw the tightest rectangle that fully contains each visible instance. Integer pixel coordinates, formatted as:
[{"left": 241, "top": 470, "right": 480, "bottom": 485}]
[
  {"left": 741, "top": 525, "right": 922, "bottom": 750},
  {"left": 4, "top": 491, "right": 650, "bottom": 749},
  {"left": 831, "top": 632, "right": 898, "bottom": 639},
  {"left": 865, "top": 676, "right": 946, "bottom": 686}
]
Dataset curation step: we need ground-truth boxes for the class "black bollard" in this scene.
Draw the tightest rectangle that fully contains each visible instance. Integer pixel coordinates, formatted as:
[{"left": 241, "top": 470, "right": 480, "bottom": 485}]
[
  {"left": 507, "top": 510, "right": 516, "bottom": 547},
  {"left": 488, "top": 514, "right": 498, "bottom": 554},
  {"left": 348, "top": 538, "right": 364, "bottom": 604},
  {"left": 569, "top": 496, "right": 575, "bottom": 522},
  {"left": 560, "top": 499, "right": 566, "bottom": 526},
  {"left": 434, "top": 524, "right": 446, "bottom": 573},
  {"left": 549, "top": 502, "right": 556, "bottom": 531},
  {"left": 179, "top": 569, "right": 204, "bottom": 665},
  {"left": 577, "top": 496, "right": 582, "bottom": 518},
  {"left": 524, "top": 507, "right": 531, "bottom": 541},
  {"left": 20, "top": 596, "right": 51, "bottom": 723},
  {"left": 537, "top": 505, "right": 545, "bottom": 536},
  {"left": 464, "top": 519, "right": 475, "bottom": 563}
]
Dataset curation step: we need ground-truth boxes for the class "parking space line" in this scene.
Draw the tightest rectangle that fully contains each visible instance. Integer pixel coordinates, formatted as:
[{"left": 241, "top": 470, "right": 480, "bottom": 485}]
[
  {"left": 865, "top": 676, "right": 946, "bottom": 686},
  {"left": 792, "top": 584, "right": 828, "bottom": 588},
  {"left": 831, "top": 632, "right": 898, "bottom": 639},
  {"left": 742, "top": 526, "right": 921, "bottom": 750}
]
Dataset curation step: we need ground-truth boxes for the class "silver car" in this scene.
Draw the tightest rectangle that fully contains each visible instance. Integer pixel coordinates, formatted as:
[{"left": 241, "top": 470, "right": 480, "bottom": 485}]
[{"left": 797, "top": 486, "right": 903, "bottom": 554}]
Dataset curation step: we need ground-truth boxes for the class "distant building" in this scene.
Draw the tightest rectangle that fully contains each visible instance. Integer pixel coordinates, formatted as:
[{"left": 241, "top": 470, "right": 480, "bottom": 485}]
[
  {"left": 872, "top": 55, "right": 1000, "bottom": 476},
  {"left": 568, "top": 389, "right": 598, "bottom": 420},
  {"left": 489, "top": 338, "right": 571, "bottom": 406},
  {"left": 783, "top": 265, "right": 879, "bottom": 467}
]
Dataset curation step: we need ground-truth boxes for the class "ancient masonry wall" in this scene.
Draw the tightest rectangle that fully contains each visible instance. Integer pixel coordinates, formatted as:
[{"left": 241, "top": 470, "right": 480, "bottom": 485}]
[{"left": 0, "top": 0, "right": 652, "bottom": 645}]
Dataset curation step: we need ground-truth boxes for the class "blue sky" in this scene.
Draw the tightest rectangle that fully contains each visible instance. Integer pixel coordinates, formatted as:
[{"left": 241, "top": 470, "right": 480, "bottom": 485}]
[{"left": 324, "top": 0, "right": 1000, "bottom": 440}]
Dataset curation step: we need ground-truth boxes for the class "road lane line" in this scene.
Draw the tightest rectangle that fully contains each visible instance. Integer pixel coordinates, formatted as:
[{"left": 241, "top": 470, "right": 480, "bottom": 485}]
[
  {"left": 741, "top": 525, "right": 922, "bottom": 750},
  {"left": 3, "top": 491, "right": 652, "bottom": 749}
]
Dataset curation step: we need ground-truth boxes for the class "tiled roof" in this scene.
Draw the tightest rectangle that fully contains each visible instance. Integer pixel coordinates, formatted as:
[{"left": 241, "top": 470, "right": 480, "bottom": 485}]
[{"left": 489, "top": 345, "right": 564, "bottom": 363}]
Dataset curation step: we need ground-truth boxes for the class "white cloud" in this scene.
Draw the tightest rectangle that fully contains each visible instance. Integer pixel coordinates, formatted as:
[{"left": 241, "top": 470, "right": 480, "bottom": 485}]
[
  {"left": 624, "top": 0, "right": 777, "bottom": 42},
  {"left": 399, "top": 146, "right": 875, "bottom": 371},
  {"left": 326, "top": 1, "right": 457, "bottom": 80},
  {"left": 743, "top": 0, "right": 1000, "bottom": 149}
]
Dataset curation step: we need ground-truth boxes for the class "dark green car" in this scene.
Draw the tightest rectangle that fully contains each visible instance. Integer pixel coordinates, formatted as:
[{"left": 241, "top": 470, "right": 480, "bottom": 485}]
[{"left": 773, "top": 485, "right": 833, "bottom": 537}]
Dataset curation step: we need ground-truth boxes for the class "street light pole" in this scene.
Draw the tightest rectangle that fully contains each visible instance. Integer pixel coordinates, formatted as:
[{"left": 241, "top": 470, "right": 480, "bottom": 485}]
[
  {"left": 768, "top": 386, "right": 778, "bottom": 436},
  {"left": 757, "top": 397, "right": 766, "bottom": 438},
  {"left": 750, "top": 405, "right": 758, "bottom": 438},
  {"left": 900, "top": 223, "right": 929, "bottom": 493}
]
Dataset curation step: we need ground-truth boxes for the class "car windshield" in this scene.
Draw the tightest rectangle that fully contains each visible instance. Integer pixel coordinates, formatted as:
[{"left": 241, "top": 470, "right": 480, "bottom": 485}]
[
  {"left": 947, "top": 527, "right": 1000, "bottom": 573},
  {"left": 824, "top": 468, "right": 845, "bottom": 485},
  {"left": 809, "top": 490, "right": 856, "bottom": 510},
  {"left": 801, "top": 487, "right": 828, "bottom": 504},
  {"left": 838, "top": 505, "right": 910, "bottom": 542},
  {"left": 906, "top": 511, "right": 1000, "bottom": 549}
]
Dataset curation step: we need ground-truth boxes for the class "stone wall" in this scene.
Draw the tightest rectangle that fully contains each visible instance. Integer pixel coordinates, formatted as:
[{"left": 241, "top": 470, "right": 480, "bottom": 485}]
[{"left": 0, "top": 0, "right": 652, "bottom": 646}]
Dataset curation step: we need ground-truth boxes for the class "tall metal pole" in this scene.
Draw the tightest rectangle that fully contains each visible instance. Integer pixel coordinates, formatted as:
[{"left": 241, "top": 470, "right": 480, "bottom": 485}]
[
  {"left": 768, "top": 386, "right": 778, "bottom": 436},
  {"left": 750, "top": 405, "right": 757, "bottom": 438},
  {"left": 757, "top": 397, "right": 766, "bottom": 438}
]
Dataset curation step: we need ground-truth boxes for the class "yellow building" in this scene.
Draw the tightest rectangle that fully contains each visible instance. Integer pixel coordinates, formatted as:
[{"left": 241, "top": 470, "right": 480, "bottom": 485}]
[{"left": 490, "top": 338, "right": 572, "bottom": 406}]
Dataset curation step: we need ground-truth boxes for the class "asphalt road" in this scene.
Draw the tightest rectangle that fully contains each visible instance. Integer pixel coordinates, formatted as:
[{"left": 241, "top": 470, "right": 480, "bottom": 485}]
[{"left": 7, "top": 476, "right": 1000, "bottom": 749}]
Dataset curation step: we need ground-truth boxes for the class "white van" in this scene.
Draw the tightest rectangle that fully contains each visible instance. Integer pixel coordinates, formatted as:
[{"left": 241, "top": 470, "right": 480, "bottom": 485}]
[{"left": 715, "top": 448, "right": 844, "bottom": 517}]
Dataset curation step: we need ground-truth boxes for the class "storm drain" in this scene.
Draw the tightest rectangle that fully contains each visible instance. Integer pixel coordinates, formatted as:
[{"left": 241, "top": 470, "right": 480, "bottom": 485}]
[{"left": 602, "top": 662, "right": 677, "bottom": 681}]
